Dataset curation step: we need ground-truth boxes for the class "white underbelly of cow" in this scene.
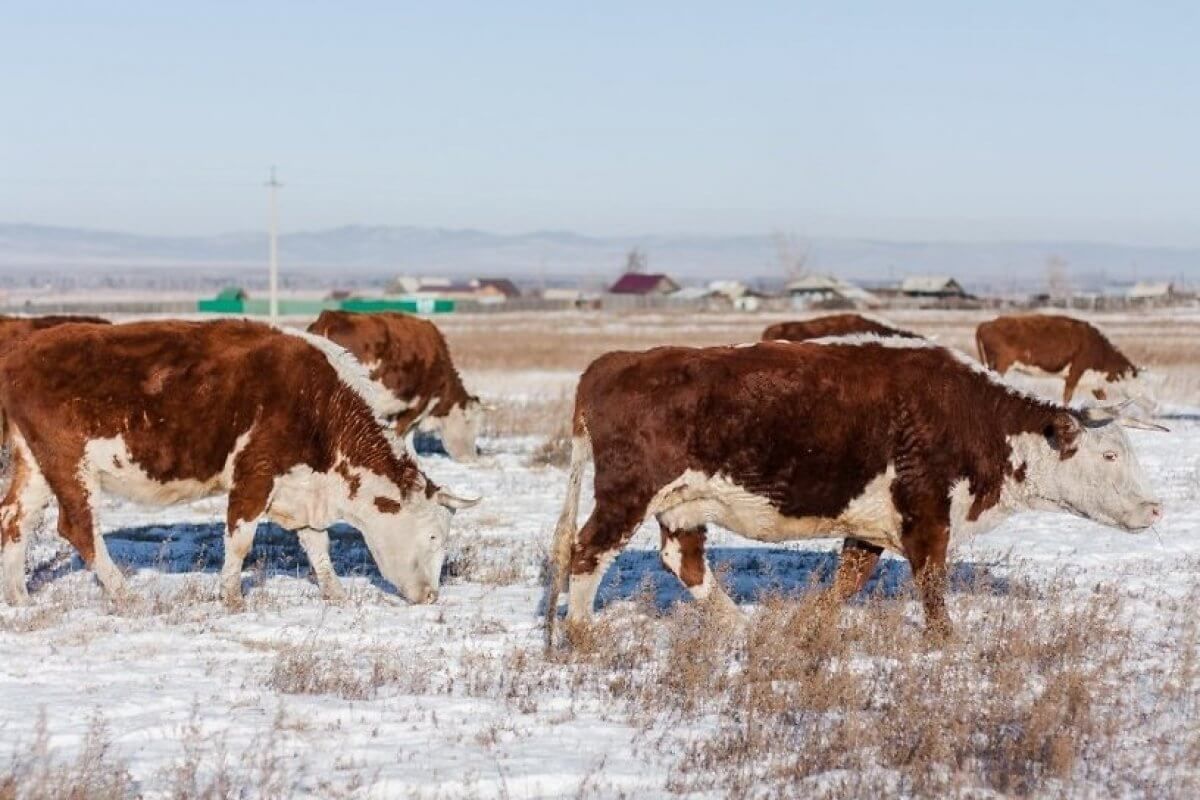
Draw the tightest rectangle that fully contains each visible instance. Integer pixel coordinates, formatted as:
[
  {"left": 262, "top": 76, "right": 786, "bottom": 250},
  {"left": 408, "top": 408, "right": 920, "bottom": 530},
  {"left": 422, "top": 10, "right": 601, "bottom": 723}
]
[
  {"left": 83, "top": 432, "right": 251, "bottom": 506},
  {"left": 648, "top": 466, "right": 905, "bottom": 551},
  {"left": 1009, "top": 361, "right": 1067, "bottom": 378}
]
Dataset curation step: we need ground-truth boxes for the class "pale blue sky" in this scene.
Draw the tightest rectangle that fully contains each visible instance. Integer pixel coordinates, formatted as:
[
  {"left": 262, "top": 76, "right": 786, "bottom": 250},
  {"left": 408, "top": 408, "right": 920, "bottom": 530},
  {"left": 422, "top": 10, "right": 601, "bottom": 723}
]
[{"left": 3, "top": 1, "right": 1198, "bottom": 244}]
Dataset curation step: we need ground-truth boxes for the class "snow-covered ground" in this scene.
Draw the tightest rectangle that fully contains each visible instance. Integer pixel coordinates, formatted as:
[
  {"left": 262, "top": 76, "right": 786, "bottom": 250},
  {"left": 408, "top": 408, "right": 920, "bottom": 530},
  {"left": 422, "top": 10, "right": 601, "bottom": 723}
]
[{"left": 0, "top": 363, "right": 1198, "bottom": 796}]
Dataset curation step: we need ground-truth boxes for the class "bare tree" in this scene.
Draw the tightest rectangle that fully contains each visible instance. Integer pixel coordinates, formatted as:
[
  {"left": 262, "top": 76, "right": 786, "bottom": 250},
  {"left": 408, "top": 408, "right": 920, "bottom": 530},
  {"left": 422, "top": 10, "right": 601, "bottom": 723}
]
[
  {"left": 623, "top": 246, "right": 648, "bottom": 275},
  {"left": 1045, "top": 254, "right": 1071, "bottom": 304},
  {"left": 773, "top": 231, "right": 811, "bottom": 282}
]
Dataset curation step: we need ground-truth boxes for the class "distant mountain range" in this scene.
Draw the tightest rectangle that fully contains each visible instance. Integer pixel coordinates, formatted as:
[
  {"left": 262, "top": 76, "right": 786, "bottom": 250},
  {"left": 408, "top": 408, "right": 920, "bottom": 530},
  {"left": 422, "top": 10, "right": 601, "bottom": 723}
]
[{"left": 0, "top": 223, "right": 1195, "bottom": 292}]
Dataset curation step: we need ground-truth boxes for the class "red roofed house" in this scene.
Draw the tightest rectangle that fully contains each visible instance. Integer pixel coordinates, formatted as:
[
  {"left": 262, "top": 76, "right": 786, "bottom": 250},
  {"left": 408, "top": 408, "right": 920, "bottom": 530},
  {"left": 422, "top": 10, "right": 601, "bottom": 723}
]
[{"left": 608, "top": 273, "right": 680, "bottom": 295}]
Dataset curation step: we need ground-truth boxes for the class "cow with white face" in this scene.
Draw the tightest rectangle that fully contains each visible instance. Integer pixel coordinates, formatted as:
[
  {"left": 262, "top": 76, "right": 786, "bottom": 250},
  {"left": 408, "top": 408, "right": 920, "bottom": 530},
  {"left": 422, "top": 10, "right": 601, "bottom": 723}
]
[
  {"left": 546, "top": 336, "right": 1164, "bottom": 641},
  {"left": 0, "top": 320, "right": 478, "bottom": 608}
]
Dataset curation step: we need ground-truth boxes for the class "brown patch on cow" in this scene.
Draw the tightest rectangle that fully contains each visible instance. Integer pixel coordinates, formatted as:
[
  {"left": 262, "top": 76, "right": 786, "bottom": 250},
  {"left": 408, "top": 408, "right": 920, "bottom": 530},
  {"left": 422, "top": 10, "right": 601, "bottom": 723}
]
[
  {"left": 307, "top": 310, "right": 476, "bottom": 435},
  {"left": 1093, "top": 388, "right": 1107, "bottom": 400},
  {"left": 142, "top": 366, "right": 172, "bottom": 395},
  {"left": 0, "top": 319, "right": 430, "bottom": 575},
  {"left": 763, "top": 314, "right": 917, "bottom": 342},
  {"left": 564, "top": 340, "right": 1077, "bottom": 633},
  {"left": 112, "top": 455, "right": 123, "bottom": 469},
  {"left": 374, "top": 496, "right": 403, "bottom": 514},
  {"left": 1013, "top": 462, "right": 1027, "bottom": 483},
  {"left": 335, "top": 461, "right": 361, "bottom": 498},
  {"left": 975, "top": 314, "right": 1139, "bottom": 403},
  {"left": 661, "top": 525, "right": 707, "bottom": 587}
]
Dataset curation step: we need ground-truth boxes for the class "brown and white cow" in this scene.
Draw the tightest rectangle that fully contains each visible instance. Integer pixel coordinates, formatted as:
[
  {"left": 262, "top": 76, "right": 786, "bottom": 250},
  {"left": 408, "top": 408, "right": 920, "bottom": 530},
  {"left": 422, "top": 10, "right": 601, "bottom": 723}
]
[
  {"left": 546, "top": 336, "right": 1163, "bottom": 638},
  {"left": 308, "top": 310, "right": 483, "bottom": 461},
  {"left": 763, "top": 313, "right": 916, "bottom": 342},
  {"left": 976, "top": 314, "right": 1155, "bottom": 410},
  {"left": 0, "top": 320, "right": 477, "bottom": 608}
]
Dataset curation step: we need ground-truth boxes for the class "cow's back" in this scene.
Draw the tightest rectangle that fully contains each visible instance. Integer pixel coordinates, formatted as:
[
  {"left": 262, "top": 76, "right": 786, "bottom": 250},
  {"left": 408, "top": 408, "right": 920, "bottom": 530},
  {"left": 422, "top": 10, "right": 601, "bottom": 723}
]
[
  {"left": 575, "top": 340, "right": 1059, "bottom": 520},
  {"left": 0, "top": 320, "right": 322, "bottom": 482},
  {"left": 0, "top": 315, "right": 110, "bottom": 360},
  {"left": 309, "top": 310, "right": 469, "bottom": 419},
  {"left": 977, "top": 314, "right": 1131, "bottom": 376},
  {"left": 763, "top": 314, "right": 912, "bottom": 342}
]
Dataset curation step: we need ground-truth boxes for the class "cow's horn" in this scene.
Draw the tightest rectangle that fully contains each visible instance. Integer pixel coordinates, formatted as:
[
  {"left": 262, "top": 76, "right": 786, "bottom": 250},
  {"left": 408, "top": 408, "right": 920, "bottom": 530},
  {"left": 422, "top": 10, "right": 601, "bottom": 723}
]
[
  {"left": 436, "top": 489, "right": 481, "bottom": 510},
  {"left": 1082, "top": 400, "right": 1133, "bottom": 426},
  {"left": 1118, "top": 416, "right": 1170, "bottom": 433}
]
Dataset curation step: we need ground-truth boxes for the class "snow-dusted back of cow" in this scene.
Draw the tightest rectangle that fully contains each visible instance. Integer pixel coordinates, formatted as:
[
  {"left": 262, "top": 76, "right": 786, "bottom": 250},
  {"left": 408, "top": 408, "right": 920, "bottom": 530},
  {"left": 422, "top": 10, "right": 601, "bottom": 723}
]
[
  {"left": 0, "top": 319, "right": 477, "bottom": 608},
  {"left": 547, "top": 336, "right": 1163, "bottom": 639},
  {"left": 307, "top": 310, "right": 484, "bottom": 461},
  {"left": 763, "top": 313, "right": 917, "bottom": 342}
]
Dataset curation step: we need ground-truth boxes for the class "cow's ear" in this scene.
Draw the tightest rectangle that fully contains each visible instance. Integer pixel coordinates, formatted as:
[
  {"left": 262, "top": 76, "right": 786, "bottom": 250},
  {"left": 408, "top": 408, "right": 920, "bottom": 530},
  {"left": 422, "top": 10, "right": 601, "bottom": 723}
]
[{"left": 1045, "top": 412, "right": 1081, "bottom": 456}]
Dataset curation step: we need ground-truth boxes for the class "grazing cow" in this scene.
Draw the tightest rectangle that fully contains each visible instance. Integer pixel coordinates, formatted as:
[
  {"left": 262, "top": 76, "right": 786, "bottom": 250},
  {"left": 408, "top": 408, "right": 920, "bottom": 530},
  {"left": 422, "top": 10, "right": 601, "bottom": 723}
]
[
  {"left": 308, "top": 311, "right": 483, "bottom": 461},
  {"left": 0, "top": 315, "right": 110, "bottom": 357},
  {"left": 976, "top": 315, "right": 1155, "bottom": 410},
  {"left": 763, "top": 313, "right": 916, "bottom": 342},
  {"left": 0, "top": 320, "right": 477, "bottom": 608},
  {"left": 546, "top": 336, "right": 1164, "bottom": 638}
]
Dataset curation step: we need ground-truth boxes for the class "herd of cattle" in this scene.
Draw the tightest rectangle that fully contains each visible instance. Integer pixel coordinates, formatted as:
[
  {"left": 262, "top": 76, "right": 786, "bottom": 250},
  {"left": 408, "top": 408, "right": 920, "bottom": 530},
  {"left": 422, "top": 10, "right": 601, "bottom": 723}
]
[{"left": 0, "top": 310, "right": 1169, "bottom": 639}]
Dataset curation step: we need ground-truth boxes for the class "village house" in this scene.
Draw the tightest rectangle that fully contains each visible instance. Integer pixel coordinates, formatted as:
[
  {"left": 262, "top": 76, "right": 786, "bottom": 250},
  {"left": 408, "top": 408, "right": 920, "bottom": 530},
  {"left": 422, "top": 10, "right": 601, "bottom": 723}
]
[{"left": 608, "top": 273, "right": 681, "bottom": 295}]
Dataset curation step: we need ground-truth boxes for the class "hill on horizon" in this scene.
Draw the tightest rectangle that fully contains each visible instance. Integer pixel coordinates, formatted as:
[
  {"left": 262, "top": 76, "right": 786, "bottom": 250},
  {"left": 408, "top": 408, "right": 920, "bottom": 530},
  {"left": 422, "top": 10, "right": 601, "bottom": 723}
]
[{"left": 0, "top": 223, "right": 1194, "bottom": 292}]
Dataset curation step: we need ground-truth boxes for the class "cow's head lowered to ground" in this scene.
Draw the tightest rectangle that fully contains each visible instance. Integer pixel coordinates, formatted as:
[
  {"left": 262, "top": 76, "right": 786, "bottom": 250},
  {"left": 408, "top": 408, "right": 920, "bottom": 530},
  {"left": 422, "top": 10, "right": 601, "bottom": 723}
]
[
  {"left": 1013, "top": 404, "right": 1165, "bottom": 532},
  {"left": 419, "top": 396, "right": 485, "bottom": 461},
  {"left": 291, "top": 459, "right": 480, "bottom": 605}
]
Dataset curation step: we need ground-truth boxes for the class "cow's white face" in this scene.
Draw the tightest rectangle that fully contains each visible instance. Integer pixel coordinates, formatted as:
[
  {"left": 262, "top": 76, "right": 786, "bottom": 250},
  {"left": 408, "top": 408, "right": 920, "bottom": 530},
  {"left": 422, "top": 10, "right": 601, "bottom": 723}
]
[
  {"left": 426, "top": 400, "right": 483, "bottom": 462},
  {"left": 360, "top": 497, "right": 451, "bottom": 604},
  {"left": 350, "top": 481, "right": 479, "bottom": 604},
  {"left": 1019, "top": 410, "right": 1162, "bottom": 532}
]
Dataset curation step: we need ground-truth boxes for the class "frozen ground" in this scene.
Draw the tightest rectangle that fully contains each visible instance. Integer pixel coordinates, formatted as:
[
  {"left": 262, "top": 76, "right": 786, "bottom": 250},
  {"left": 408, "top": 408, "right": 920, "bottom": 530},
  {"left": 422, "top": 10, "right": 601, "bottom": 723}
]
[
  {"left": 0, "top": 414, "right": 1197, "bottom": 797},
  {"left": 0, "top": 318, "right": 1198, "bottom": 796}
]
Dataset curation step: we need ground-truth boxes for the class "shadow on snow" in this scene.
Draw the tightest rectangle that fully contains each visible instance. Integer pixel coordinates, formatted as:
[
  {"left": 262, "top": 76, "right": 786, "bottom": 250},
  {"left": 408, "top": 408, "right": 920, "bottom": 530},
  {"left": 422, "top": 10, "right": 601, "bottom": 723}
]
[
  {"left": 29, "top": 524, "right": 1011, "bottom": 611},
  {"left": 593, "top": 548, "right": 1011, "bottom": 614}
]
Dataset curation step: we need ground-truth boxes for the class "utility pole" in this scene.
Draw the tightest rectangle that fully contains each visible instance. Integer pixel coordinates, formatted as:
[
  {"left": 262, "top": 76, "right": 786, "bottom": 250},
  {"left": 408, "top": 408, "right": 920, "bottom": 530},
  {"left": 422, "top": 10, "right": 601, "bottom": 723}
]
[{"left": 266, "top": 166, "right": 282, "bottom": 323}]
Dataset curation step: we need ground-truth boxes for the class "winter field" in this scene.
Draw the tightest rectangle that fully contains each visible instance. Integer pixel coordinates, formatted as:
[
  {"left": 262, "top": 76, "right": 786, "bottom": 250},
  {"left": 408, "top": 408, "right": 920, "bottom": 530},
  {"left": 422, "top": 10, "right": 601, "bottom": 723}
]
[{"left": 1, "top": 308, "right": 1199, "bottom": 798}]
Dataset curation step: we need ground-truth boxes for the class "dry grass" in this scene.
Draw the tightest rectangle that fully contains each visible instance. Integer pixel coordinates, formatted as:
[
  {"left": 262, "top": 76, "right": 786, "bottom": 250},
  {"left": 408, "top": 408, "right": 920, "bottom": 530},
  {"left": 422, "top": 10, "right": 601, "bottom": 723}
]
[
  {"left": 441, "top": 309, "right": 1200, "bottom": 373},
  {"left": 0, "top": 712, "right": 133, "bottom": 800},
  {"left": 567, "top": 577, "right": 1200, "bottom": 798},
  {"left": 444, "top": 534, "right": 536, "bottom": 586},
  {"left": 486, "top": 568, "right": 1199, "bottom": 798},
  {"left": 529, "top": 420, "right": 574, "bottom": 468},
  {"left": 0, "top": 706, "right": 377, "bottom": 799}
]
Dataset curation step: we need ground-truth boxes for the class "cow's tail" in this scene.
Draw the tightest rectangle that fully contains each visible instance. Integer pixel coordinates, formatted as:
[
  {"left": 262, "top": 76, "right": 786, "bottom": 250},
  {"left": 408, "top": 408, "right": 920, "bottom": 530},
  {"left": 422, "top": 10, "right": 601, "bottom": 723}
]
[
  {"left": 544, "top": 420, "right": 591, "bottom": 647},
  {"left": 975, "top": 328, "right": 991, "bottom": 368}
]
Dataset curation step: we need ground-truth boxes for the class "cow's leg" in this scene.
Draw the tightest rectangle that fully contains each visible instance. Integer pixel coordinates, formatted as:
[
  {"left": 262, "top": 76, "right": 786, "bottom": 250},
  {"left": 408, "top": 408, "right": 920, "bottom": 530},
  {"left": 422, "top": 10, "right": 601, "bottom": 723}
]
[
  {"left": 222, "top": 454, "right": 275, "bottom": 610},
  {"left": 1062, "top": 362, "right": 1085, "bottom": 404},
  {"left": 832, "top": 537, "right": 883, "bottom": 601},
  {"left": 296, "top": 527, "right": 347, "bottom": 604},
  {"left": 566, "top": 504, "right": 646, "bottom": 626},
  {"left": 49, "top": 475, "right": 130, "bottom": 602},
  {"left": 657, "top": 522, "right": 738, "bottom": 616},
  {"left": 0, "top": 445, "right": 52, "bottom": 605},
  {"left": 903, "top": 524, "right": 951, "bottom": 637},
  {"left": 220, "top": 519, "right": 258, "bottom": 610}
]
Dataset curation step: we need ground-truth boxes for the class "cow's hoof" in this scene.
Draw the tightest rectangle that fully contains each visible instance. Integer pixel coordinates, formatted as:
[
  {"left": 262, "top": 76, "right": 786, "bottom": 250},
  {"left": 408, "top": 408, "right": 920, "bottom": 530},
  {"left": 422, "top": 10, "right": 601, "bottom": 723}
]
[
  {"left": 4, "top": 590, "right": 31, "bottom": 607},
  {"left": 108, "top": 591, "right": 141, "bottom": 614},
  {"left": 322, "top": 588, "right": 350, "bottom": 607},
  {"left": 562, "top": 617, "right": 599, "bottom": 651},
  {"left": 221, "top": 591, "right": 246, "bottom": 613},
  {"left": 923, "top": 619, "right": 954, "bottom": 646}
]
